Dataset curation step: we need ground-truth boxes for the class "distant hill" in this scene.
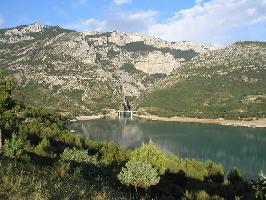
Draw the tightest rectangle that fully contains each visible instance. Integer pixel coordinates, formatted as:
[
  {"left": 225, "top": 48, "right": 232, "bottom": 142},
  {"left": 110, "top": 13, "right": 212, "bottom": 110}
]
[
  {"left": 139, "top": 42, "right": 266, "bottom": 119},
  {"left": 0, "top": 23, "right": 214, "bottom": 114}
]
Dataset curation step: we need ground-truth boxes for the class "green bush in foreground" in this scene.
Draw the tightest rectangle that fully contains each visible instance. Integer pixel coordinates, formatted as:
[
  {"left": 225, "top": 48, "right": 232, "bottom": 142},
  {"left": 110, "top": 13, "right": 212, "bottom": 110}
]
[
  {"left": 192, "top": 190, "right": 224, "bottom": 200},
  {"left": 252, "top": 171, "right": 266, "bottom": 200},
  {"left": 205, "top": 160, "right": 225, "bottom": 183},
  {"left": 118, "top": 159, "right": 160, "bottom": 191},
  {"left": 227, "top": 167, "right": 243, "bottom": 184},
  {"left": 61, "top": 147, "right": 98, "bottom": 165},
  {"left": 34, "top": 137, "right": 53, "bottom": 157},
  {"left": 131, "top": 143, "right": 167, "bottom": 174},
  {"left": 3, "top": 134, "right": 25, "bottom": 159},
  {"left": 98, "top": 142, "right": 130, "bottom": 166}
]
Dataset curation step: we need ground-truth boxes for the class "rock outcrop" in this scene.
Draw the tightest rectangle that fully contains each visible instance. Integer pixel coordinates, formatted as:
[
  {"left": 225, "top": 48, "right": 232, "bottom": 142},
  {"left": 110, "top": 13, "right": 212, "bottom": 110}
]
[{"left": 0, "top": 23, "right": 215, "bottom": 113}]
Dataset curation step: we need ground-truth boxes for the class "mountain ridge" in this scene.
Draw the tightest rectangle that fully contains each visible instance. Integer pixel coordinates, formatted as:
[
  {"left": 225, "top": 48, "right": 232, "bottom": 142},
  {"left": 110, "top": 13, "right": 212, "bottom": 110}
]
[
  {"left": 0, "top": 23, "right": 215, "bottom": 114},
  {"left": 2, "top": 23, "right": 265, "bottom": 119},
  {"left": 139, "top": 41, "right": 266, "bottom": 119}
]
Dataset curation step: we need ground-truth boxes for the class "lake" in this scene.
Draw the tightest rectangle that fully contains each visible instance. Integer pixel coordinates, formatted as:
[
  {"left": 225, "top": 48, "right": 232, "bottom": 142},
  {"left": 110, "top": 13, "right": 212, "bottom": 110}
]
[{"left": 70, "top": 118, "right": 266, "bottom": 178}]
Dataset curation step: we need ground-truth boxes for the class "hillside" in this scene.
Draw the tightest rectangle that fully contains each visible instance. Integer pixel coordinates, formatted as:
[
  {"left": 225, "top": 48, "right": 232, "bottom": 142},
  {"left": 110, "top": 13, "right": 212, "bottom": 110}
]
[
  {"left": 139, "top": 42, "right": 266, "bottom": 119},
  {"left": 0, "top": 71, "right": 257, "bottom": 199},
  {"left": 0, "top": 23, "right": 214, "bottom": 114}
]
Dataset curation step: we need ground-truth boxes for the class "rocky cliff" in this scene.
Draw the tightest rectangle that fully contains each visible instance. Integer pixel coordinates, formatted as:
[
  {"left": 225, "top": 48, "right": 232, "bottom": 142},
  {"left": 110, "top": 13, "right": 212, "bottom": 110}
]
[{"left": 0, "top": 23, "right": 215, "bottom": 114}]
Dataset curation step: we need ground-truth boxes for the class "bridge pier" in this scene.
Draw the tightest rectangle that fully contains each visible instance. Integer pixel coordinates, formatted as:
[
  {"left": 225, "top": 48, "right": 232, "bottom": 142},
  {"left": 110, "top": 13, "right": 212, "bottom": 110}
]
[{"left": 118, "top": 111, "right": 135, "bottom": 119}]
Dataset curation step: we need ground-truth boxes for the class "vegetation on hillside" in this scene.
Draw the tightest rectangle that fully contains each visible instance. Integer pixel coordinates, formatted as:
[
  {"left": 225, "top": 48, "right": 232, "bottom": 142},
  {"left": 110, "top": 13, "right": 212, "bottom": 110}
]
[
  {"left": 140, "top": 42, "right": 266, "bottom": 119},
  {"left": 121, "top": 41, "right": 198, "bottom": 60},
  {"left": 0, "top": 70, "right": 264, "bottom": 199},
  {"left": 1, "top": 24, "right": 192, "bottom": 115},
  {"left": 252, "top": 171, "right": 266, "bottom": 200}
]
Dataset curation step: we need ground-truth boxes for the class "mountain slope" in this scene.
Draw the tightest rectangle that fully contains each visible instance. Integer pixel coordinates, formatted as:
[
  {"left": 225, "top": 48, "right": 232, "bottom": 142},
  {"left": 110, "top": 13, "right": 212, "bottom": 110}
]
[
  {"left": 0, "top": 23, "right": 214, "bottom": 114},
  {"left": 139, "top": 42, "right": 266, "bottom": 119}
]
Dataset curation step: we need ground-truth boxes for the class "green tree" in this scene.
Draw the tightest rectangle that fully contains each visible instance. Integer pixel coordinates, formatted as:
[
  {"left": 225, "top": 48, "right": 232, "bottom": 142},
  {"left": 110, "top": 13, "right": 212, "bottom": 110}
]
[
  {"left": 252, "top": 171, "right": 266, "bottom": 200},
  {"left": 34, "top": 137, "right": 52, "bottom": 157},
  {"left": 0, "top": 70, "right": 13, "bottom": 112},
  {"left": 3, "top": 133, "right": 24, "bottom": 159},
  {"left": 118, "top": 160, "right": 160, "bottom": 191},
  {"left": 205, "top": 160, "right": 225, "bottom": 183},
  {"left": 61, "top": 147, "right": 98, "bottom": 165},
  {"left": 131, "top": 143, "right": 167, "bottom": 174},
  {"left": 98, "top": 142, "right": 130, "bottom": 166},
  {"left": 227, "top": 167, "right": 243, "bottom": 184}
]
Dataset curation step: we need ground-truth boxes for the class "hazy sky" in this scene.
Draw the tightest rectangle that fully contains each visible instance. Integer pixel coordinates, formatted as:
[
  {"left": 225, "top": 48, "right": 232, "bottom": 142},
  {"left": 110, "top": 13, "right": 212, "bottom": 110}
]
[{"left": 0, "top": 0, "right": 266, "bottom": 46}]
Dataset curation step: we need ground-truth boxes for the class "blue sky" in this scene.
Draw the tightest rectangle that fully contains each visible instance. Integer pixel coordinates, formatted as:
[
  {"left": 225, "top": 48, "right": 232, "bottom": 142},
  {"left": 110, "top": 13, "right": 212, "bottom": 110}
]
[{"left": 0, "top": 0, "right": 266, "bottom": 46}]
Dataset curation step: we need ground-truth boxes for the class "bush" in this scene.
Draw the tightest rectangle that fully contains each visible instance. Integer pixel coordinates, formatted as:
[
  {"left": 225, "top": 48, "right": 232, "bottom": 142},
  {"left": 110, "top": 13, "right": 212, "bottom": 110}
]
[
  {"left": 34, "top": 137, "right": 53, "bottom": 157},
  {"left": 227, "top": 168, "right": 243, "bottom": 184},
  {"left": 3, "top": 133, "right": 25, "bottom": 159},
  {"left": 252, "top": 171, "right": 266, "bottom": 200},
  {"left": 174, "top": 158, "right": 208, "bottom": 181},
  {"left": 98, "top": 142, "right": 130, "bottom": 166},
  {"left": 205, "top": 160, "right": 224, "bottom": 183},
  {"left": 118, "top": 159, "right": 160, "bottom": 191},
  {"left": 55, "top": 161, "right": 71, "bottom": 176},
  {"left": 194, "top": 190, "right": 210, "bottom": 199},
  {"left": 61, "top": 147, "right": 98, "bottom": 165},
  {"left": 165, "top": 153, "right": 180, "bottom": 173},
  {"left": 73, "top": 134, "right": 85, "bottom": 148},
  {"left": 131, "top": 143, "right": 167, "bottom": 174}
]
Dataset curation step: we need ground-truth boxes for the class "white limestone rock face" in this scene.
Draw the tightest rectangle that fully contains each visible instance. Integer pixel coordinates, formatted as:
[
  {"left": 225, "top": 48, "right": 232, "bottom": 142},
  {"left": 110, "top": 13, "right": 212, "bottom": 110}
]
[
  {"left": 83, "top": 31, "right": 216, "bottom": 53},
  {"left": 134, "top": 51, "right": 183, "bottom": 74},
  {"left": 0, "top": 23, "right": 217, "bottom": 112},
  {"left": 2, "top": 28, "right": 34, "bottom": 43},
  {"left": 82, "top": 30, "right": 217, "bottom": 74},
  {"left": 21, "top": 23, "right": 45, "bottom": 33},
  {"left": 1, "top": 23, "right": 45, "bottom": 43}
]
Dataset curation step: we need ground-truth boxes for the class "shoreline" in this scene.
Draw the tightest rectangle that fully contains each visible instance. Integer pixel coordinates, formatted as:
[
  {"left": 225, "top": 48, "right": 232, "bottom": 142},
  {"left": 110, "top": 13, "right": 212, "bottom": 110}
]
[
  {"left": 72, "top": 113, "right": 266, "bottom": 128},
  {"left": 73, "top": 115, "right": 104, "bottom": 121},
  {"left": 135, "top": 114, "right": 266, "bottom": 128}
]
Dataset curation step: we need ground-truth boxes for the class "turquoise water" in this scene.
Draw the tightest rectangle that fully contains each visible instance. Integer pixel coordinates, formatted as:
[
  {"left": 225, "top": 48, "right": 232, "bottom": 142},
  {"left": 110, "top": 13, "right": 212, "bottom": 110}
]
[{"left": 70, "top": 118, "right": 266, "bottom": 177}]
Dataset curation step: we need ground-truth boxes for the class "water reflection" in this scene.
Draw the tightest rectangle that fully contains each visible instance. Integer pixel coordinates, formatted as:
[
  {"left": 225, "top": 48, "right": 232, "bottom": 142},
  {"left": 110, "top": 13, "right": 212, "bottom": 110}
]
[
  {"left": 70, "top": 118, "right": 266, "bottom": 177},
  {"left": 71, "top": 118, "right": 147, "bottom": 148}
]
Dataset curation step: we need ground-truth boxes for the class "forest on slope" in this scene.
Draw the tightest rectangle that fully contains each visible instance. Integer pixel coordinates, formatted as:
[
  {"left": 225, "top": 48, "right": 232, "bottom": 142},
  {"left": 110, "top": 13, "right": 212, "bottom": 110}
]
[{"left": 139, "top": 42, "right": 266, "bottom": 120}]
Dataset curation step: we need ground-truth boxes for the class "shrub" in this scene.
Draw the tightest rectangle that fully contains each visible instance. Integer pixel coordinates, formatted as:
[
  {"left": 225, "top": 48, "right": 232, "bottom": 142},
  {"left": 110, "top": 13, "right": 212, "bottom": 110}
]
[
  {"left": 131, "top": 143, "right": 167, "bottom": 174},
  {"left": 55, "top": 161, "right": 71, "bottom": 176},
  {"left": 73, "top": 134, "right": 85, "bottom": 148},
  {"left": 194, "top": 190, "right": 210, "bottom": 199},
  {"left": 98, "top": 142, "right": 130, "bottom": 166},
  {"left": 205, "top": 160, "right": 225, "bottom": 183},
  {"left": 165, "top": 153, "right": 180, "bottom": 173},
  {"left": 86, "top": 139, "right": 97, "bottom": 149},
  {"left": 61, "top": 147, "right": 98, "bottom": 165},
  {"left": 227, "top": 168, "right": 243, "bottom": 184},
  {"left": 118, "top": 160, "right": 160, "bottom": 191},
  {"left": 165, "top": 154, "right": 223, "bottom": 182},
  {"left": 252, "top": 171, "right": 266, "bottom": 200},
  {"left": 175, "top": 158, "right": 208, "bottom": 181},
  {"left": 34, "top": 137, "right": 52, "bottom": 157},
  {"left": 3, "top": 133, "right": 25, "bottom": 159},
  {"left": 189, "top": 190, "right": 224, "bottom": 200}
]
